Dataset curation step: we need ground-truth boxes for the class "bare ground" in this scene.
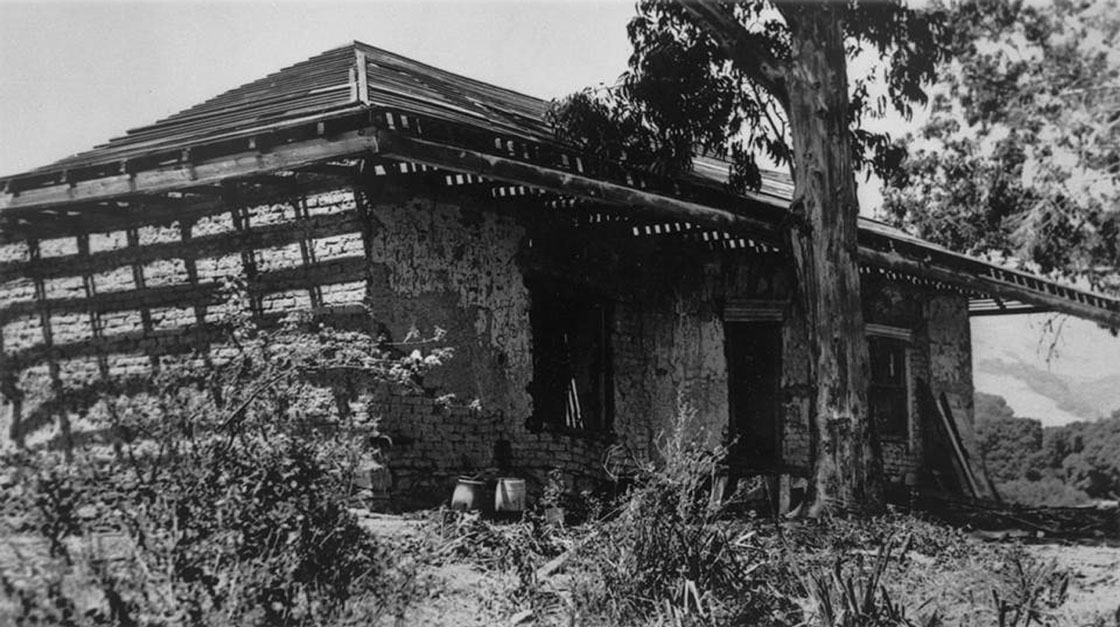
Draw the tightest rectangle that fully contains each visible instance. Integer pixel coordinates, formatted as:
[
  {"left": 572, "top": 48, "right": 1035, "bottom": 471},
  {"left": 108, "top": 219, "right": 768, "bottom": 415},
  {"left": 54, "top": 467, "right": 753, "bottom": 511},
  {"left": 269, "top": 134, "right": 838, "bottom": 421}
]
[{"left": 1027, "top": 542, "right": 1120, "bottom": 625}]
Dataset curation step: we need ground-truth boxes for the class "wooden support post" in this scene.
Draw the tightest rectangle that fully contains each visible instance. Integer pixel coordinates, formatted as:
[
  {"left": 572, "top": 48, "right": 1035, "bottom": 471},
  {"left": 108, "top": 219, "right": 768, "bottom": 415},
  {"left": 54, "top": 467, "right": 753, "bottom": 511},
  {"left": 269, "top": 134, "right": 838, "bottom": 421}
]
[
  {"left": 778, "top": 473, "right": 791, "bottom": 515},
  {"left": 28, "top": 239, "right": 72, "bottom": 457},
  {"left": 225, "top": 184, "right": 262, "bottom": 319},
  {"left": 353, "top": 181, "right": 378, "bottom": 319},
  {"left": 293, "top": 195, "right": 323, "bottom": 310},
  {"left": 125, "top": 226, "right": 158, "bottom": 372},
  {"left": 77, "top": 234, "right": 109, "bottom": 380},
  {"left": 0, "top": 317, "right": 12, "bottom": 445}
]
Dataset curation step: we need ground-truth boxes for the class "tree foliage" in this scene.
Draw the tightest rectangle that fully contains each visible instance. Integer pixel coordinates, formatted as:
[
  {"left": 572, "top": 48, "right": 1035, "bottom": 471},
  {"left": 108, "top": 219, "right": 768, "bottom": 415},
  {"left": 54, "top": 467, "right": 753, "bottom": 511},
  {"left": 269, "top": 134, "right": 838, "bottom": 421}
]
[
  {"left": 975, "top": 392, "right": 1043, "bottom": 484},
  {"left": 550, "top": 0, "right": 949, "bottom": 515},
  {"left": 973, "top": 392, "right": 1120, "bottom": 506},
  {"left": 884, "top": 0, "right": 1120, "bottom": 294},
  {"left": 548, "top": 0, "right": 947, "bottom": 193}
]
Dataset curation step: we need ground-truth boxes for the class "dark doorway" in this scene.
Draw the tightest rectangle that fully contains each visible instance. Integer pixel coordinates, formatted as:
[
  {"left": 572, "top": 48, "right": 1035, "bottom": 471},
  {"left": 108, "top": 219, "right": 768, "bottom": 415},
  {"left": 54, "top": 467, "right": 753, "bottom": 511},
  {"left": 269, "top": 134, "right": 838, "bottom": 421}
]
[{"left": 725, "top": 321, "right": 782, "bottom": 468}]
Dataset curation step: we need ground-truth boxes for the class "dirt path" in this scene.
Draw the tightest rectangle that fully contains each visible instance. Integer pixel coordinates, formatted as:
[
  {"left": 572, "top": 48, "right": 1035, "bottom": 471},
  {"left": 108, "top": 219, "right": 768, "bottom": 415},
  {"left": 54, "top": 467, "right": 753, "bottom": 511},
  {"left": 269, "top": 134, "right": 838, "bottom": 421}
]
[{"left": 1027, "top": 542, "right": 1120, "bottom": 624}]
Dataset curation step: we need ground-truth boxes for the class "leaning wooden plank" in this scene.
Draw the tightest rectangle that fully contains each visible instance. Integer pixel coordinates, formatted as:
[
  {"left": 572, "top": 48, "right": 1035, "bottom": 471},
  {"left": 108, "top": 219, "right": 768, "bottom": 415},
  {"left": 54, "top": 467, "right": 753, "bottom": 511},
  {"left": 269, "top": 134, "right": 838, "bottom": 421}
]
[
  {"left": 937, "top": 392, "right": 984, "bottom": 500},
  {"left": 930, "top": 385, "right": 980, "bottom": 499},
  {"left": 917, "top": 379, "right": 971, "bottom": 497}
]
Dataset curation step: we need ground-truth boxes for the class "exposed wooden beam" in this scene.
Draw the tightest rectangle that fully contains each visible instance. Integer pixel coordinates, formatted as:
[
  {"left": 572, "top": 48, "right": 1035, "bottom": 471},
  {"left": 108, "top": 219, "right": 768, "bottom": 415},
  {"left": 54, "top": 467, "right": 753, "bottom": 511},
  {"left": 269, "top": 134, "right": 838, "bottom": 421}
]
[
  {"left": 378, "top": 130, "right": 1120, "bottom": 328},
  {"left": 968, "top": 306, "right": 1049, "bottom": 317},
  {"left": 295, "top": 163, "right": 361, "bottom": 180},
  {"left": 0, "top": 209, "right": 361, "bottom": 282},
  {"left": 859, "top": 248, "right": 1120, "bottom": 329},
  {"left": 0, "top": 197, "right": 227, "bottom": 244},
  {"left": 5, "top": 122, "right": 1119, "bottom": 330},
  {"left": 0, "top": 128, "right": 381, "bottom": 212},
  {"left": 375, "top": 130, "right": 779, "bottom": 234}
]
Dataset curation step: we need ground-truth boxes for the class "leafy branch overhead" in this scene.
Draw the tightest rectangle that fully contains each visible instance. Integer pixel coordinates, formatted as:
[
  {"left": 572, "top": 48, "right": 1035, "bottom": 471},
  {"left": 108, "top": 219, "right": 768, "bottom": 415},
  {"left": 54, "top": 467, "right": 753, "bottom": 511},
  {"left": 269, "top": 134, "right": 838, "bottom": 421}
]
[
  {"left": 547, "top": 0, "right": 948, "bottom": 193},
  {"left": 884, "top": 0, "right": 1120, "bottom": 294}
]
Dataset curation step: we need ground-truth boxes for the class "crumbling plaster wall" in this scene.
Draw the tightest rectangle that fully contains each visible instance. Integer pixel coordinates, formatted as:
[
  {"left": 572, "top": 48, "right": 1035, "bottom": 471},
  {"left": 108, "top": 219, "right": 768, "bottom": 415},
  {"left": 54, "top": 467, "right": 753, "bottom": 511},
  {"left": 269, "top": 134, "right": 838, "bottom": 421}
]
[
  {"left": 927, "top": 292, "right": 974, "bottom": 430},
  {"left": 609, "top": 273, "right": 731, "bottom": 466},
  {"left": 926, "top": 290, "right": 983, "bottom": 490},
  {"left": 358, "top": 196, "right": 539, "bottom": 495},
  {"left": 365, "top": 197, "right": 532, "bottom": 421}
]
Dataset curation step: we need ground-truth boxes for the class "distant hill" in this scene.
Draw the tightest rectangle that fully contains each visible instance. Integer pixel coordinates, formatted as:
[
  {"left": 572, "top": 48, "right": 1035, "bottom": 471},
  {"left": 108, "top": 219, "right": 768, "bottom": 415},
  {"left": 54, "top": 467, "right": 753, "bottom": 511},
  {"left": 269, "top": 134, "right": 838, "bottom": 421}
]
[
  {"left": 975, "top": 358, "right": 1120, "bottom": 424},
  {"left": 971, "top": 315, "right": 1120, "bottom": 426}
]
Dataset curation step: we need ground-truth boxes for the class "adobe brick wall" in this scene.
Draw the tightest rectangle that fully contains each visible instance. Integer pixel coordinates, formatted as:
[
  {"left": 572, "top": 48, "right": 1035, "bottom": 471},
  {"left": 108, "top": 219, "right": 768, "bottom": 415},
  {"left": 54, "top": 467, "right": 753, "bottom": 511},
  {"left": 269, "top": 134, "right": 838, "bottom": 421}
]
[{"left": 0, "top": 182, "right": 976, "bottom": 502}]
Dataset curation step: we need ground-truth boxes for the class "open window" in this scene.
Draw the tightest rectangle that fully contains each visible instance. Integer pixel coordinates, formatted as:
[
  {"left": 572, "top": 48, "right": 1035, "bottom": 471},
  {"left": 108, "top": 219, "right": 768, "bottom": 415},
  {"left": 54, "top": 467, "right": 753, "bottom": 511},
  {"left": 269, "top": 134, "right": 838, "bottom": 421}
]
[
  {"left": 866, "top": 324, "right": 912, "bottom": 438},
  {"left": 528, "top": 280, "right": 612, "bottom": 433}
]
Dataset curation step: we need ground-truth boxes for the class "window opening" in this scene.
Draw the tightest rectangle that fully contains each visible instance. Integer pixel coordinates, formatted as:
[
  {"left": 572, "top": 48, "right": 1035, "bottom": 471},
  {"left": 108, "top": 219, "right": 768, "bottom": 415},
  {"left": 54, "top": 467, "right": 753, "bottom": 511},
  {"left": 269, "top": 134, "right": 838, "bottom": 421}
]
[{"left": 529, "top": 280, "right": 612, "bottom": 432}]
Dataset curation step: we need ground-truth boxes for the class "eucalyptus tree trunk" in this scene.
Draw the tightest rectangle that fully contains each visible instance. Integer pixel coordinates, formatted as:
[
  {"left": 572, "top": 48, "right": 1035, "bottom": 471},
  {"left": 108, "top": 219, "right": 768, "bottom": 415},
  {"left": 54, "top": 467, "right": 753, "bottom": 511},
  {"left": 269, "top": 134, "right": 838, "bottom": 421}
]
[{"left": 781, "top": 4, "right": 884, "bottom": 515}]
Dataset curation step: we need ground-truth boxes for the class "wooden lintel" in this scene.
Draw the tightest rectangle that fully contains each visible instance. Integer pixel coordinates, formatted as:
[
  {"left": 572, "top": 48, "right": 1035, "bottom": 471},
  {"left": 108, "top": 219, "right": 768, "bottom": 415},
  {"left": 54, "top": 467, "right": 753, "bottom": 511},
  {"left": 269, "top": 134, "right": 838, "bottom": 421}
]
[
  {"left": 0, "top": 128, "right": 382, "bottom": 212},
  {"left": 859, "top": 247, "right": 1120, "bottom": 329},
  {"left": 375, "top": 130, "right": 776, "bottom": 233}
]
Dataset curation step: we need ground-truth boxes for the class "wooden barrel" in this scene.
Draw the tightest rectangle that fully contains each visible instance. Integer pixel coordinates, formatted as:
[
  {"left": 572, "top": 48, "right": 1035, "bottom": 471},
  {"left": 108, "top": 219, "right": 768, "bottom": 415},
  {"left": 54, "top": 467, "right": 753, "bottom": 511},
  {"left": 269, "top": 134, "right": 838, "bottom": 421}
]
[{"left": 494, "top": 477, "right": 526, "bottom": 512}]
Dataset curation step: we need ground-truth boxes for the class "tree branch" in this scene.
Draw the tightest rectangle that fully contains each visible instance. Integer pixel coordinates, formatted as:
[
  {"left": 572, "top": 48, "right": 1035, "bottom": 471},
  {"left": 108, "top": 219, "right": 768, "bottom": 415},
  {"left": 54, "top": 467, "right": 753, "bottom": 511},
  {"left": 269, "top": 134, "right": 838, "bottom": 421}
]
[
  {"left": 679, "top": 1, "right": 790, "bottom": 110},
  {"left": 753, "top": 82, "right": 788, "bottom": 151}
]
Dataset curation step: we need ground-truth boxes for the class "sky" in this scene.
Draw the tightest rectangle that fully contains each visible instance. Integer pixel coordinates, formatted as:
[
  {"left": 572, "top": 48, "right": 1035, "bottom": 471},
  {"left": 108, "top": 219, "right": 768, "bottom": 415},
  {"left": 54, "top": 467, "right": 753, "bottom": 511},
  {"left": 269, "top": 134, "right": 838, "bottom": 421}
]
[
  {"left": 0, "top": 0, "right": 635, "bottom": 177},
  {"left": 2, "top": 0, "right": 1119, "bottom": 422}
]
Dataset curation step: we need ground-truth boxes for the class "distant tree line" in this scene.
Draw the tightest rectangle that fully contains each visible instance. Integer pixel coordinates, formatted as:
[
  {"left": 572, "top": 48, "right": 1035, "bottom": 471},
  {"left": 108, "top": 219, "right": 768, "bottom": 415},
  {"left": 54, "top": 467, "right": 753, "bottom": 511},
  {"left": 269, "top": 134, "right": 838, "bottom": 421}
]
[{"left": 974, "top": 392, "right": 1120, "bottom": 507}]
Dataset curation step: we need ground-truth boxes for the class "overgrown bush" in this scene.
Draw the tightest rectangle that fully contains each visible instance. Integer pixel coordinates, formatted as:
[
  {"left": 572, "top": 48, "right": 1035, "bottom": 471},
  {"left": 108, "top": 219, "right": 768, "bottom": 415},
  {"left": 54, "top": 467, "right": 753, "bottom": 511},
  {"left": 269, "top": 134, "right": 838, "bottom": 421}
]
[
  {"left": 566, "top": 400, "right": 797, "bottom": 626},
  {"left": 0, "top": 282, "right": 451, "bottom": 626},
  {"left": 408, "top": 397, "right": 1074, "bottom": 627},
  {"left": 996, "top": 478, "right": 1090, "bottom": 508}
]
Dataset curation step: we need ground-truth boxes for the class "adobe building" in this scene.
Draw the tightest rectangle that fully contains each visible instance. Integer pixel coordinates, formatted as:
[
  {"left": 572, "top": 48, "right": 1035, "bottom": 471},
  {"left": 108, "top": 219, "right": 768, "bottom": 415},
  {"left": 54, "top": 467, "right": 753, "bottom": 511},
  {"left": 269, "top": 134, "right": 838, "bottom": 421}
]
[{"left": 2, "top": 42, "right": 1118, "bottom": 503}]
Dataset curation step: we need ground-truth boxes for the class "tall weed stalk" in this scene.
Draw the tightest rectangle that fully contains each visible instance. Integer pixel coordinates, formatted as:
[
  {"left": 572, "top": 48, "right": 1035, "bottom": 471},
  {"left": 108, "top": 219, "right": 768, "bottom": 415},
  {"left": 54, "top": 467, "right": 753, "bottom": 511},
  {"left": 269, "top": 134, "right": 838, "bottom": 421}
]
[{"left": 569, "top": 398, "right": 795, "bottom": 626}]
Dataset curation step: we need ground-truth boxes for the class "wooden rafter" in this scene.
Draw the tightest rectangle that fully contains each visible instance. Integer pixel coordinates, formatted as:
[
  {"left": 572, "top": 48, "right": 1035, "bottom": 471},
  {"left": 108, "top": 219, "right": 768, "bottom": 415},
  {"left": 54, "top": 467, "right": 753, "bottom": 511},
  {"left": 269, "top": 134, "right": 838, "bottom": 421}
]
[
  {"left": 0, "top": 127, "right": 379, "bottom": 212},
  {"left": 861, "top": 248, "right": 1120, "bottom": 329},
  {"left": 375, "top": 130, "right": 779, "bottom": 234}
]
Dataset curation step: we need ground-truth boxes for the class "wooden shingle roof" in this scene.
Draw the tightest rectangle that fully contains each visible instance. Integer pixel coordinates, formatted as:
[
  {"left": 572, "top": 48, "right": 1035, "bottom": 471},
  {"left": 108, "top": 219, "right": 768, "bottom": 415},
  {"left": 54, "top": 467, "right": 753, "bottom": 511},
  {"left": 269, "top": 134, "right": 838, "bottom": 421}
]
[{"left": 16, "top": 42, "right": 552, "bottom": 180}]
